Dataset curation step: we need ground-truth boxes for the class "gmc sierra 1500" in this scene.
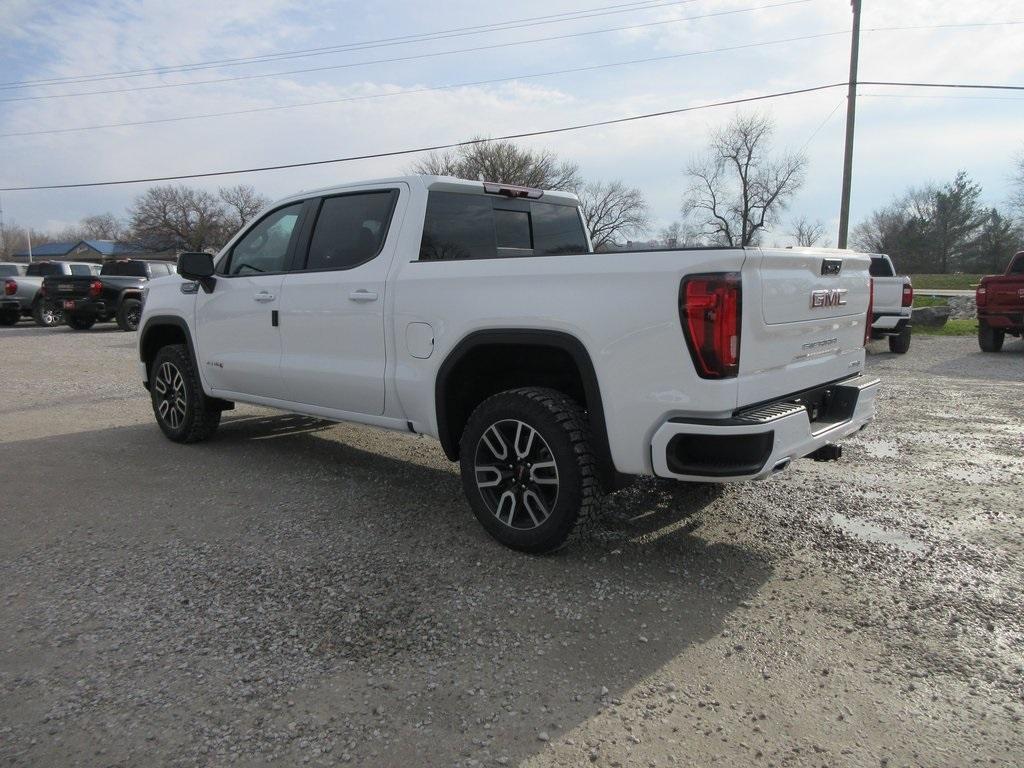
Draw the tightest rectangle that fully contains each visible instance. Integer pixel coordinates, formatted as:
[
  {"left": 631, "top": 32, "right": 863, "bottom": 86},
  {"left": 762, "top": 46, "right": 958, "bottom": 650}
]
[{"left": 139, "top": 176, "right": 879, "bottom": 553}]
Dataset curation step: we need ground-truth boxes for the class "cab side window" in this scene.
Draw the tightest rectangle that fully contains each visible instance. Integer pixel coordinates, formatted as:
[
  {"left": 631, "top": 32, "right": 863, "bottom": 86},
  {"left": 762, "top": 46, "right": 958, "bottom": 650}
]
[
  {"left": 304, "top": 191, "right": 397, "bottom": 271},
  {"left": 223, "top": 204, "right": 302, "bottom": 276}
]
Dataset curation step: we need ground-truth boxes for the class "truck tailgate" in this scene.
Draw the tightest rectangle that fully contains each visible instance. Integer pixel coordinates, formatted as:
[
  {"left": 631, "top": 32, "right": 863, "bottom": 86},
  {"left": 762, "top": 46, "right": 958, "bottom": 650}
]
[
  {"left": 986, "top": 276, "right": 1024, "bottom": 311},
  {"left": 738, "top": 248, "right": 870, "bottom": 406}
]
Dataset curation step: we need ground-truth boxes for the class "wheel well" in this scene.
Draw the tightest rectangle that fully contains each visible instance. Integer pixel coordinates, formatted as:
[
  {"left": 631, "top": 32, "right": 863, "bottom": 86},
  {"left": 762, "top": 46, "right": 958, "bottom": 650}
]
[
  {"left": 435, "top": 331, "right": 613, "bottom": 482},
  {"left": 140, "top": 322, "right": 188, "bottom": 372}
]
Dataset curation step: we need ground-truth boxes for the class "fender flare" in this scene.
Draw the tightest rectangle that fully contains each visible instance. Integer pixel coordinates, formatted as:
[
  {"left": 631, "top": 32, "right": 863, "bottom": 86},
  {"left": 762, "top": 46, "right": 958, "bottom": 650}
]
[
  {"left": 138, "top": 314, "right": 198, "bottom": 370},
  {"left": 434, "top": 329, "right": 614, "bottom": 480}
]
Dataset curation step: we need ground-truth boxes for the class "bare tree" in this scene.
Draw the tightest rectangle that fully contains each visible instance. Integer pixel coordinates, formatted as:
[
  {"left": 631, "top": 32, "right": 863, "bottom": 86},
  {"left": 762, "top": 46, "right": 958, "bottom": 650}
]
[
  {"left": 790, "top": 216, "right": 828, "bottom": 247},
  {"left": 683, "top": 112, "right": 806, "bottom": 246},
  {"left": 219, "top": 184, "right": 269, "bottom": 235},
  {"left": 410, "top": 138, "right": 582, "bottom": 191},
  {"left": 80, "top": 213, "right": 124, "bottom": 240},
  {"left": 128, "top": 185, "right": 227, "bottom": 252},
  {"left": 574, "top": 180, "right": 650, "bottom": 250}
]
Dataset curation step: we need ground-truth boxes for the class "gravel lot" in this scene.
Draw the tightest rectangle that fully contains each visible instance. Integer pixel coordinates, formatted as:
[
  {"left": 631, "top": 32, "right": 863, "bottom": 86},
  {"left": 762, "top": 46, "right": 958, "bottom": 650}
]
[{"left": 1, "top": 323, "right": 1022, "bottom": 767}]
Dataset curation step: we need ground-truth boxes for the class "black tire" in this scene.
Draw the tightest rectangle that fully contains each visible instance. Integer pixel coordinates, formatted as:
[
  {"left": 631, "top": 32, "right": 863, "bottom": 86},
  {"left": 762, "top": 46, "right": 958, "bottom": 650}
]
[
  {"left": 459, "top": 387, "right": 602, "bottom": 554},
  {"left": 33, "top": 300, "right": 63, "bottom": 328},
  {"left": 116, "top": 298, "right": 142, "bottom": 332},
  {"left": 149, "top": 344, "right": 221, "bottom": 443},
  {"left": 888, "top": 325, "right": 911, "bottom": 354},
  {"left": 0, "top": 308, "right": 19, "bottom": 326},
  {"left": 978, "top": 322, "right": 1004, "bottom": 353},
  {"left": 65, "top": 314, "right": 96, "bottom": 330}
]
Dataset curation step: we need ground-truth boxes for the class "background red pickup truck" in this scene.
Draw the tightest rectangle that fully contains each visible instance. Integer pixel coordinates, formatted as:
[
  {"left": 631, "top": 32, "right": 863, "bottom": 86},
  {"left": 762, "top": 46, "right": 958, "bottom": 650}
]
[{"left": 977, "top": 251, "right": 1024, "bottom": 352}]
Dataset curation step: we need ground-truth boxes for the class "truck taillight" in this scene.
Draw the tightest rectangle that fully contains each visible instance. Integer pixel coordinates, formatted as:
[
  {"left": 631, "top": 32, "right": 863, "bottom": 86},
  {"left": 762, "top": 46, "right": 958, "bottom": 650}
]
[
  {"left": 3, "top": 279, "right": 14, "bottom": 296},
  {"left": 865, "top": 278, "right": 874, "bottom": 345},
  {"left": 89, "top": 279, "right": 102, "bottom": 298},
  {"left": 679, "top": 273, "right": 741, "bottom": 379},
  {"left": 901, "top": 283, "right": 913, "bottom": 307},
  {"left": 976, "top": 285, "right": 987, "bottom": 308}
]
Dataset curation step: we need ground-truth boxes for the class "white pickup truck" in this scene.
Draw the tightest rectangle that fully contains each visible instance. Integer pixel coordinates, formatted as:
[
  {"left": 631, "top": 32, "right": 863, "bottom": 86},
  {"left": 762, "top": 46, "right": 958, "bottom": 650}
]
[
  {"left": 868, "top": 253, "right": 913, "bottom": 353},
  {"left": 139, "top": 176, "right": 879, "bottom": 553}
]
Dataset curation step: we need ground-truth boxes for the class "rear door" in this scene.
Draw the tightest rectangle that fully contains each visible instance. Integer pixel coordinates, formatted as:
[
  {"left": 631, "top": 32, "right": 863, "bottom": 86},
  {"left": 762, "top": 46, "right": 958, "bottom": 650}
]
[
  {"left": 278, "top": 185, "right": 405, "bottom": 415},
  {"left": 738, "top": 248, "right": 871, "bottom": 405},
  {"left": 194, "top": 202, "right": 306, "bottom": 399}
]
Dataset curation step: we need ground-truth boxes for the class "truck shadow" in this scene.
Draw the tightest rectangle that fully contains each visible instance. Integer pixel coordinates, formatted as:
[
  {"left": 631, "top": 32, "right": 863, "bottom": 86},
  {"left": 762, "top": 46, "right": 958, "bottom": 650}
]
[{"left": 1, "top": 413, "right": 770, "bottom": 767}]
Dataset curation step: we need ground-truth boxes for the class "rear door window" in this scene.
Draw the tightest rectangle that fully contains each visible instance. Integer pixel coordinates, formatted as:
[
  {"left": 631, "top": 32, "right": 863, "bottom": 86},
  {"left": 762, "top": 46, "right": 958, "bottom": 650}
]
[
  {"left": 303, "top": 191, "right": 398, "bottom": 271},
  {"left": 419, "top": 191, "right": 589, "bottom": 260},
  {"left": 869, "top": 256, "right": 895, "bottom": 277},
  {"left": 1008, "top": 255, "right": 1024, "bottom": 274}
]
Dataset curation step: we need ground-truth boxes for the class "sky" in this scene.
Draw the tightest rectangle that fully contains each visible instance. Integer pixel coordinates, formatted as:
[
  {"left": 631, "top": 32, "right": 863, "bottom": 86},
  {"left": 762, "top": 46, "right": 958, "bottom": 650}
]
[{"left": 1, "top": 0, "right": 1022, "bottom": 245}]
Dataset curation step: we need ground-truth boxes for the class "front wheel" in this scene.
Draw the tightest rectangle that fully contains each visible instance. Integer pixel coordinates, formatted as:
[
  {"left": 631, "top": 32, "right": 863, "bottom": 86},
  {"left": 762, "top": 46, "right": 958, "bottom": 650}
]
[
  {"left": 149, "top": 344, "right": 221, "bottom": 443},
  {"left": 66, "top": 314, "right": 95, "bottom": 330},
  {"left": 888, "top": 326, "right": 911, "bottom": 354},
  {"left": 33, "top": 301, "right": 63, "bottom": 328},
  {"left": 978, "top": 322, "right": 1004, "bottom": 353},
  {"left": 459, "top": 387, "right": 602, "bottom": 554},
  {"left": 116, "top": 298, "right": 142, "bottom": 331}
]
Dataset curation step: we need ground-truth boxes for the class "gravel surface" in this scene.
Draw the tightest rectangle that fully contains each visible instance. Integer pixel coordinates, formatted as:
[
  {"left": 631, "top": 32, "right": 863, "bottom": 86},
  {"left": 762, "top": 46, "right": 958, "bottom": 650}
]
[{"left": 1, "top": 322, "right": 1022, "bottom": 767}]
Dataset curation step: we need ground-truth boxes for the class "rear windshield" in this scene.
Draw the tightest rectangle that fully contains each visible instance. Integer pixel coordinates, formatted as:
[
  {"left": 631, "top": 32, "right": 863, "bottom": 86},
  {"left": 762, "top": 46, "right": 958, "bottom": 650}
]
[
  {"left": 0, "top": 265, "right": 20, "bottom": 277},
  {"left": 869, "top": 256, "right": 895, "bottom": 277},
  {"left": 69, "top": 264, "right": 93, "bottom": 276},
  {"left": 419, "top": 191, "right": 589, "bottom": 261},
  {"left": 26, "top": 262, "right": 64, "bottom": 276},
  {"left": 101, "top": 261, "right": 149, "bottom": 277}
]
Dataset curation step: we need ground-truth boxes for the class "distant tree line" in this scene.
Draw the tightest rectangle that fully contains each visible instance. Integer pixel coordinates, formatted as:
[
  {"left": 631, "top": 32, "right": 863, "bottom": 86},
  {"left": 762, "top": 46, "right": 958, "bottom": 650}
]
[{"left": 3, "top": 122, "right": 1023, "bottom": 268}]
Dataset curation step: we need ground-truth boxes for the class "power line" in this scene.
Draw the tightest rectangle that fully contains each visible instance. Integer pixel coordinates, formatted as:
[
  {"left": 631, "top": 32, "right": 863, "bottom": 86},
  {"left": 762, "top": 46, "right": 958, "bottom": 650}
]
[
  {"left": 0, "top": 30, "right": 850, "bottom": 139},
  {"left": 0, "top": 83, "right": 849, "bottom": 192},
  {"left": 0, "top": 0, "right": 814, "bottom": 103},
  {"left": 2, "top": 81, "right": 1021, "bottom": 192},
  {"left": 798, "top": 97, "right": 845, "bottom": 153},
  {"left": 0, "top": 0, "right": 706, "bottom": 90}
]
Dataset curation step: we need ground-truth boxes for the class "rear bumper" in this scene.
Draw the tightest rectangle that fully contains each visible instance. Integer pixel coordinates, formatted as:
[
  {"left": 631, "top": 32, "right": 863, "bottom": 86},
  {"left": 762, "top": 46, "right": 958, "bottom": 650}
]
[
  {"left": 979, "top": 311, "right": 1024, "bottom": 330},
  {"left": 0, "top": 299, "right": 20, "bottom": 313},
  {"left": 55, "top": 298, "right": 107, "bottom": 317},
  {"left": 872, "top": 311, "right": 911, "bottom": 331},
  {"left": 651, "top": 375, "right": 879, "bottom": 482}
]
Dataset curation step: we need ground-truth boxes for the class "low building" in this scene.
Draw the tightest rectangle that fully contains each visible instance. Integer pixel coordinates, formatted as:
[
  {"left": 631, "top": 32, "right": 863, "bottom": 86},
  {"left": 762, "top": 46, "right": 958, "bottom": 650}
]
[{"left": 10, "top": 239, "right": 174, "bottom": 264}]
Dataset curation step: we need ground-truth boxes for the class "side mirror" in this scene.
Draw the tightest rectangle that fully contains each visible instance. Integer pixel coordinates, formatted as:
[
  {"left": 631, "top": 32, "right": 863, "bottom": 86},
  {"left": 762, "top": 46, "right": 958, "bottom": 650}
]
[{"left": 177, "top": 252, "right": 216, "bottom": 292}]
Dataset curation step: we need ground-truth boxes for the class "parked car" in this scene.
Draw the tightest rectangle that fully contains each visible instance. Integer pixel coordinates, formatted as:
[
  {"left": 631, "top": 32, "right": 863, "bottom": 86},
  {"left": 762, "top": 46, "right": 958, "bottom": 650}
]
[
  {"left": 976, "top": 251, "right": 1024, "bottom": 352},
  {"left": 868, "top": 254, "right": 913, "bottom": 353},
  {"left": 43, "top": 259, "right": 175, "bottom": 331},
  {"left": 1, "top": 261, "right": 99, "bottom": 327},
  {"left": 138, "top": 175, "right": 879, "bottom": 553}
]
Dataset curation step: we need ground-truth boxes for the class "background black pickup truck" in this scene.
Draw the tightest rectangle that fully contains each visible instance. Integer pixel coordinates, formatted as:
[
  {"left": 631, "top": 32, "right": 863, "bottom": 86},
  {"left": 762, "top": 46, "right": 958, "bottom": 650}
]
[{"left": 42, "top": 260, "right": 175, "bottom": 331}]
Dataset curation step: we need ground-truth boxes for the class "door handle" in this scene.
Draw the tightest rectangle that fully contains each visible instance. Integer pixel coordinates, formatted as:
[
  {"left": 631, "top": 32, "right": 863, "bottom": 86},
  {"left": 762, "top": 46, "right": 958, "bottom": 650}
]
[
  {"left": 349, "top": 289, "right": 378, "bottom": 302},
  {"left": 253, "top": 291, "right": 276, "bottom": 302}
]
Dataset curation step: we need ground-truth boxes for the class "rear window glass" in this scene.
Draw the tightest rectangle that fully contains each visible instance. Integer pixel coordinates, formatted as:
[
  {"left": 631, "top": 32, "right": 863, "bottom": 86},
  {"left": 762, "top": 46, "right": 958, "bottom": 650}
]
[
  {"left": 869, "top": 256, "right": 895, "bottom": 277},
  {"left": 0, "top": 265, "right": 20, "bottom": 277},
  {"left": 69, "top": 264, "right": 93, "bottom": 276},
  {"left": 26, "top": 262, "right": 63, "bottom": 276},
  {"left": 419, "top": 191, "right": 589, "bottom": 261},
  {"left": 101, "top": 261, "right": 149, "bottom": 277}
]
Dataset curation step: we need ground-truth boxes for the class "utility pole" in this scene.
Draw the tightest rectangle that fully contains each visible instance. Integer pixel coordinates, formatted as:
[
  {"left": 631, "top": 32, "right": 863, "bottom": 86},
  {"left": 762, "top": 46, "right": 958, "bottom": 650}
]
[{"left": 837, "top": 0, "right": 862, "bottom": 249}]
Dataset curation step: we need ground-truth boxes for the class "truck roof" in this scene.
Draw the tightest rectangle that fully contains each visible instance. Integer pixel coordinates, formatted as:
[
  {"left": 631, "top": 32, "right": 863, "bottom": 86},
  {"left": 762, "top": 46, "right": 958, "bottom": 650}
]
[{"left": 275, "top": 175, "right": 582, "bottom": 208}]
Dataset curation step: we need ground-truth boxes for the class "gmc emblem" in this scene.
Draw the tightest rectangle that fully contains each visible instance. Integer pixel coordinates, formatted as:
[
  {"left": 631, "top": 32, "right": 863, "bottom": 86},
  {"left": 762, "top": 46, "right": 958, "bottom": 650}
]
[{"left": 810, "top": 288, "right": 848, "bottom": 308}]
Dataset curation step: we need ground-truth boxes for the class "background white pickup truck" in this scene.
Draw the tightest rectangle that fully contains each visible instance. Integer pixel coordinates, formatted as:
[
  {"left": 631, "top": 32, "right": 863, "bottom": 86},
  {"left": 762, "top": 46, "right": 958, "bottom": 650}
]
[
  {"left": 868, "top": 253, "right": 913, "bottom": 353},
  {"left": 139, "top": 175, "right": 879, "bottom": 553}
]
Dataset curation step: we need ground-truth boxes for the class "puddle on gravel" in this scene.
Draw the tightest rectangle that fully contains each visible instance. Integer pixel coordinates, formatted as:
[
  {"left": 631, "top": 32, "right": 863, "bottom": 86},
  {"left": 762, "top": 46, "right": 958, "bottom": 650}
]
[{"left": 831, "top": 513, "right": 929, "bottom": 555}]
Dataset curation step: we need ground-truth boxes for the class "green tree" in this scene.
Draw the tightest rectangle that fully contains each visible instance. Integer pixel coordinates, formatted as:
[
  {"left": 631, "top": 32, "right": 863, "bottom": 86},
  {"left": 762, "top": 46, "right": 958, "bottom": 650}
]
[{"left": 970, "top": 208, "right": 1022, "bottom": 273}]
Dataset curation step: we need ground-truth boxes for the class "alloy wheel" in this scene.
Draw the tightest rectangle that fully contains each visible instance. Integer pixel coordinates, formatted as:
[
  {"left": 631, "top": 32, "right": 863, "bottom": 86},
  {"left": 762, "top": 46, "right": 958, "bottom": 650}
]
[
  {"left": 153, "top": 361, "right": 187, "bottom": 430},
  {"left": 474, "top": 419, "right": 559, "bottom": 530}
]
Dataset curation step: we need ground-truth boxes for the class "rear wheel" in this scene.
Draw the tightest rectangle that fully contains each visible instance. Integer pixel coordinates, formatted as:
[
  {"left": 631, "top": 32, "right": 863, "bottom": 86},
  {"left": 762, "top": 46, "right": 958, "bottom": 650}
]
[
  {"left": 888, "top": 325, "right": 911, "bottom": 354},
  {"left": 66, "top": 314, "right": 95, "bottom": 330},
  {"left": 978, "top": 322, "right": 1004, "bottom": 353},
  {"left": 33, "top": 301, "right": 63, "bottom": 328},
  {"left": 150, "top": 344, "right": 221, "bottom": 443},
  {"left": 0, "top": 308, "right": 19, "bottom": 326},
  {"left": 459, "top": 387, "right": 602, "bottom": 554},
  {"left": 116, "top": 298, "right": 142, "bottom": 331}
]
